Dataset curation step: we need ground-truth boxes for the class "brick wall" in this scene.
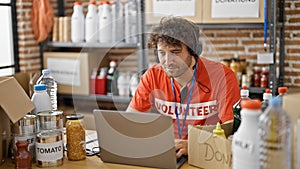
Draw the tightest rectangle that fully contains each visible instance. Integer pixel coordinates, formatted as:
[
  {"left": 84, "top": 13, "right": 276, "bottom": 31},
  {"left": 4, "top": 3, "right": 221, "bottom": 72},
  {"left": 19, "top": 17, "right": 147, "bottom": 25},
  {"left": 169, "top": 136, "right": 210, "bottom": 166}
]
[
  {"left": 16, "top": 0, "right": 41, "bottom": 72},
  {"left": 16, "top": 0, "right": 300, "bottom": 87}
]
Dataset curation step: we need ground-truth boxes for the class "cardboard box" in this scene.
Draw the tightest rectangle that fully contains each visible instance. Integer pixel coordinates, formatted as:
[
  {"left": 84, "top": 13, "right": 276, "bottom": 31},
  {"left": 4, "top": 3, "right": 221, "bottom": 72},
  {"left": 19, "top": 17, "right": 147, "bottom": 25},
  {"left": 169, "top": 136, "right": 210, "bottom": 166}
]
[
  {"left": 202, "top": 0, "right": 264, "bottom": 23},
  {"left": 43, "top": 52, "right": 106, "bottom": 95},
  {"left": 13, "top": 71, "right": 41, "bottom": 97},
  {"left": 283, "top": 93, "right": 300, "bottom": 169},
  {"left": 188, "top": 123, "right": 233, "bottom": 169},
  {"left": 0, "top": 76, "right": 35, "bottom": 164},
  {"left": 145, "top": 0, "right": 203, "bottom": 24}
]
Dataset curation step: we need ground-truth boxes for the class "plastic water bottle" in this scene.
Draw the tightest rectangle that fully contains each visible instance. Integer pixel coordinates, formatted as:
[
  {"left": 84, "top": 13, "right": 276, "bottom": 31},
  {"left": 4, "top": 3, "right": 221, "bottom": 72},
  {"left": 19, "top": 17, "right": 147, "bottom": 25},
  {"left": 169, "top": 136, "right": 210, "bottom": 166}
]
[
  {"left": 258, "top": 97, "right": 292, "bottom": 169},
  {"left": 111, "top": 0, "right": 124, "bottom": 43},
  {"left": 71, "top": 1, "right": 85, "bottom": 42},
  {"left": 85, "top": 1, "right": 98, "bottom": 42},
  {"left": 97, "top": 1, "right": 103, "bottom": 42},
  {"left": 129, "top": 73, "right": 139, "bottom": 96},
  {"left": 106, "top": 60, "right": 117, "bottom": 96},
  {"left": 261, "top": 88, "right": 272, "bottom": 112},
  {"left": 232, "top": 86, "right": 250, "bottom": 133},
  {"left": 117, "top": 72, "right": 130, "bottom": 97},
  {"left": 124, "top": 0, "right": 137, "bottom": 43},
  {"left": 232, "top": 99, "right": 262, "bottom": 169},
  {"left": 99, "top": 1, "right": 112, "bottom": 43},
  {"left": 31, "top": 84, "right": 52, "bottom": 115},
  {"left": 36, "top": 69, "right": 58, "bottom": 110}
]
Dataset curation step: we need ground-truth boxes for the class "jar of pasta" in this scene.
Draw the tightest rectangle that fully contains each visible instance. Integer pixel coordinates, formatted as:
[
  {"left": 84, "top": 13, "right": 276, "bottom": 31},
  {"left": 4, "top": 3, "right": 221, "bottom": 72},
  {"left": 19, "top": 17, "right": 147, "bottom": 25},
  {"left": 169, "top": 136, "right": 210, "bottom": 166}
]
[{"left": 66, "top": 114, "right": 86, "bottom": 161}]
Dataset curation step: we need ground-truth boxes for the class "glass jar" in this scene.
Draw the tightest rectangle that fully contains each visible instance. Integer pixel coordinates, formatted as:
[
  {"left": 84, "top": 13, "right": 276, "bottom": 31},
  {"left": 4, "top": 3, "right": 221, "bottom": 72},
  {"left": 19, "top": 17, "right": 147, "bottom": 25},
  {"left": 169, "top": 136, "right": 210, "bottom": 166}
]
[
  {"left": 260, "top": 67, "right": 269, "bottom": 88},
  {"left": 253, "top": 66, "right": 262, "bottom": 87},
  {"left": 220, "top": 58, "right": 231, "bottom": 67},
  {"left": 239, "top": 58, "right": 247, "bottom": 74},
  {"left": 14, "top": 140, "right": 32, "bottom": 169},
  {"left": 230, "top": 58, "right": 241, "bottom": 85},
  {"left": 230, "top": 58, "right": 240, "bottom": 76},
  {"left": 65, "top": 114, "right": 86, "bottom": 161}
]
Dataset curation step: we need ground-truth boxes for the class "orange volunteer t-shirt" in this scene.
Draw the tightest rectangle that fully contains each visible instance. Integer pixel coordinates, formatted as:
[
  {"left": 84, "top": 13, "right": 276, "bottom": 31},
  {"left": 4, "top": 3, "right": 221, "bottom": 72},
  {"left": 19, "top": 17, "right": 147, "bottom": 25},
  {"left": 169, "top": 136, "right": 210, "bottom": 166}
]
[{"left": 129, "top": 57, "right": 240, "bottom": 139}]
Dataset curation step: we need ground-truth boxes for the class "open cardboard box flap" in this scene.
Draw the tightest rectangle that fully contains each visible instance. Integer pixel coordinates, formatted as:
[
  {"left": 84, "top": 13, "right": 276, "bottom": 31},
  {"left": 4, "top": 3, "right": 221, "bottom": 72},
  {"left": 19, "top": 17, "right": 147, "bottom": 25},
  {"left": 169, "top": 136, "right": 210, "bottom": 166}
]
[
  {"left": 188, "top": 122, "right": 233, "bottom": 169},
  {"left": 0, "top": 76, "right": 34, "bottom": 123}
]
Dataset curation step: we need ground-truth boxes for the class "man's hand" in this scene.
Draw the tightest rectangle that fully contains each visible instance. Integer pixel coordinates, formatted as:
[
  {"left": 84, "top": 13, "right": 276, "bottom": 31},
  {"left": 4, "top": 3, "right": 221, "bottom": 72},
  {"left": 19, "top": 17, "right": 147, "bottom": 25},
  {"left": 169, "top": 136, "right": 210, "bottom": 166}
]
[{"left": 175, "top": 139, "right": 188, "bottom": 158}]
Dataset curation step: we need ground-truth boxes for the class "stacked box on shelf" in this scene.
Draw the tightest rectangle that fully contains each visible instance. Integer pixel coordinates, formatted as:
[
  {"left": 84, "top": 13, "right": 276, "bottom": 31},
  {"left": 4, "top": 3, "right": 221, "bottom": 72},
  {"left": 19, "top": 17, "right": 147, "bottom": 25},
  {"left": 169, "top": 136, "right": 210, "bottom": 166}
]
[{"left": 43, "top": 52, "right": 107, "bottom": 95}]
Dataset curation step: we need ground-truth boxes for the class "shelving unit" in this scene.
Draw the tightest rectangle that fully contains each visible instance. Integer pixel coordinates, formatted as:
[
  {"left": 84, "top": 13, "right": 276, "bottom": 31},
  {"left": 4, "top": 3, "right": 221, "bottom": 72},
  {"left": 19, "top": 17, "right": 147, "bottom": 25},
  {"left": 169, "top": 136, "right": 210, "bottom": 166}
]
[
  {"left": 41, "top": 0, "right": 284, "bottom": 107},
  {"left": 267, "top": 0, "right": 285, "bottom": 96},
  {"left": 40, "top": 0, "right": 147, "bottom": 109},
  {"left": 60, "top": 94, "right": 131, "bottom": 104},
  {"left": 45, "top": 42, "right": 137, "bottom": 48}
]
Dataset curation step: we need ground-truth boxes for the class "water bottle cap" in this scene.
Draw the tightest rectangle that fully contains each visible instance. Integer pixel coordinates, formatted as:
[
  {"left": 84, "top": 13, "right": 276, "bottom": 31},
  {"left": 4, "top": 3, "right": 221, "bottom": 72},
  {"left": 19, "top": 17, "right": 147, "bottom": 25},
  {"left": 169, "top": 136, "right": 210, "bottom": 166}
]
[
  {"left": 278, "top": 86, "right": 288, "bottom": 94},
  {"left": 269, "top": 97, "right": 282, "bottom": 105},
  {"left": 42, "top": 69, "right": 50, "bottom": 75},
  {"left": 34, "top": 84, "right": 46, "bottom": 91},
  {"left": 241, "top": 99, "right": 261, "bottom": 110}
]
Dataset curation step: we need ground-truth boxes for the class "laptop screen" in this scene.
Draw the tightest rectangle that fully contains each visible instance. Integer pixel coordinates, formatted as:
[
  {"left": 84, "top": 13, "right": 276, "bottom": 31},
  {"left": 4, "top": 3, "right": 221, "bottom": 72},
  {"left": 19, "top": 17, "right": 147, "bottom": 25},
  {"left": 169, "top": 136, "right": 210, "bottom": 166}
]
[{"left": 93, "top": 109, "right": 181, "bottom": 169}]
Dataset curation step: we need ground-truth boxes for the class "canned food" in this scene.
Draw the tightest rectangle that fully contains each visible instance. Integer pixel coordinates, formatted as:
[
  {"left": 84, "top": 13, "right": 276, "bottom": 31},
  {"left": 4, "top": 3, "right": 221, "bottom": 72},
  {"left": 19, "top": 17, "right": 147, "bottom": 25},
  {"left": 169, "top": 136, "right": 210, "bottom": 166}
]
[
  {"left": 11, "top": 114, "right": 39, "bottom": 135},
  {"left": 36, "top": 130, "right": 64, "bottom": 167},
  {"left": 37, "top": 110, "right": 63, "bottom": 130}
]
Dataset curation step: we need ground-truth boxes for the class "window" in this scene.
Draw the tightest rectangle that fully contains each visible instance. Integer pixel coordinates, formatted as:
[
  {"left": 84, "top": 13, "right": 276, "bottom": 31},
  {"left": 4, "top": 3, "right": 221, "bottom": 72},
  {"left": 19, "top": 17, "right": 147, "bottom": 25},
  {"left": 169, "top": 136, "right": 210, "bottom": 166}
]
[{"left": 0, "top": 0, "right": 19, "bottom": 76}]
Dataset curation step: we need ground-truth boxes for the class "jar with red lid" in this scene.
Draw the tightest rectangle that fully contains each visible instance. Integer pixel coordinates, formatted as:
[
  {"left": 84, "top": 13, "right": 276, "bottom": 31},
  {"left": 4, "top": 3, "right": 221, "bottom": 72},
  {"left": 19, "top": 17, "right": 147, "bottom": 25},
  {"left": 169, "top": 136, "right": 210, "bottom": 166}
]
[
  {"left": 253, "top": 66, "right": 262, "bottom": 87},
  {"left": 260, "top": 67, "right": 269, "bottom": 88}
]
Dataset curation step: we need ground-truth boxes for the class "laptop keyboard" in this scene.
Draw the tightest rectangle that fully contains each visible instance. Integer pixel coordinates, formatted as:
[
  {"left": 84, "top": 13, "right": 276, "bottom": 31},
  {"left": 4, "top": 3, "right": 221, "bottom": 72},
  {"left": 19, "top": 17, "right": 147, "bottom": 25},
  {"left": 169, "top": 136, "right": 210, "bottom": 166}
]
[{"left": 176, "top": 155, "right": 188, "bottom": 168}]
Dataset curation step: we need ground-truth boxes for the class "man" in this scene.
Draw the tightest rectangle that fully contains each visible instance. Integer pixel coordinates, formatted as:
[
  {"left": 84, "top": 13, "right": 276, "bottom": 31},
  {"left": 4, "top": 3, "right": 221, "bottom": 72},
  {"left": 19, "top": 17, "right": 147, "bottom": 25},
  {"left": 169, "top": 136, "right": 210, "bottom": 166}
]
[{"left": 126, "top": 16, "right": 240, "bottom": 158}]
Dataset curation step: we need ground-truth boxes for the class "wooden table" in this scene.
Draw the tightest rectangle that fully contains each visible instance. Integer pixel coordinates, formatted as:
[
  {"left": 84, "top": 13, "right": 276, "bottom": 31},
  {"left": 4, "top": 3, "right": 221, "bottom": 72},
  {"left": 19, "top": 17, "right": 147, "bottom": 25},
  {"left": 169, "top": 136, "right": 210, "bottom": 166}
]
[
  {"left": 1, "top": 130, "right": 198, "bottom": 169},
  {"left": 0, "top": 155, "right": 198, "bottom": 169}
]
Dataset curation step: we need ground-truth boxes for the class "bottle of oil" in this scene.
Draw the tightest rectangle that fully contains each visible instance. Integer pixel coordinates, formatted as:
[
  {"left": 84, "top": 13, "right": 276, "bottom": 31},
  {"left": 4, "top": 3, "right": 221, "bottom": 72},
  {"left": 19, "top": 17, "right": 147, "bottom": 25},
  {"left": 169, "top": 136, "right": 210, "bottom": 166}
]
[{"left": 258, "top": 97, "right": 292, "bottom": 169}]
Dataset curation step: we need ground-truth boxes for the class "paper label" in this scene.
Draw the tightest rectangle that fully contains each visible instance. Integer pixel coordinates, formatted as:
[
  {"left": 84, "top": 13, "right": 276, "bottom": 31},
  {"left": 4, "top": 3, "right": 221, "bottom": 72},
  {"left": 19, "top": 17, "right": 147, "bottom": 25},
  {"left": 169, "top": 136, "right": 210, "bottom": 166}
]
[
  {"left": 212, "top": 0, "right": 260, "bottom": 18},
  {"left": 47, "top": 58, "right": 81, "bottom": 86},
  {"left": 36, "top": 140, "right": 64, "bottom": 161},
  {"left": 257, "top": 52, "right": 274, "bottom": 64}
]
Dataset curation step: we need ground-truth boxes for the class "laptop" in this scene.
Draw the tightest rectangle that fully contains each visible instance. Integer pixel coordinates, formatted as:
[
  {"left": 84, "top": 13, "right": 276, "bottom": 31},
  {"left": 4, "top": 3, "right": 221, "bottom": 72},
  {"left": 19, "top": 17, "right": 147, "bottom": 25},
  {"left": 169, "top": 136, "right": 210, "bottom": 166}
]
[{"left": 93, "top": 109, "right": 187, "bottom": 169}]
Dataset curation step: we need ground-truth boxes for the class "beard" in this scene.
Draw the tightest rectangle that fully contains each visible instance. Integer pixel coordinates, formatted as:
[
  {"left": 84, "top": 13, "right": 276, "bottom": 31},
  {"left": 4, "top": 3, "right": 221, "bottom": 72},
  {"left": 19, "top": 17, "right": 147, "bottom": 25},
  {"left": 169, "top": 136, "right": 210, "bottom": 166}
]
[{"left": 163, "top": 62, "right": 191, "bottom": 78}]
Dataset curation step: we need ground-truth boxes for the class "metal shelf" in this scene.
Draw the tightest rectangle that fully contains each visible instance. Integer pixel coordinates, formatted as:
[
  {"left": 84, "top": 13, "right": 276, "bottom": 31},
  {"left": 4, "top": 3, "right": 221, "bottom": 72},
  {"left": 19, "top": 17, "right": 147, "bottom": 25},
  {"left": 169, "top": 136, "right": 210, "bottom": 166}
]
[
  {"left": 45, "top": 41, "right": 138, "bottom": 49},
  {"left": 59, "top": 94, "right": 131, "bottom": 103},
  {"left": 197, "top": 23, "right": 264, "bottom": 29},
  {"left": 248, "top": 87, "right": 265, "bottom": 94},
  {"left": 146, "top": 23, "right": 264, "bottom": 29}
]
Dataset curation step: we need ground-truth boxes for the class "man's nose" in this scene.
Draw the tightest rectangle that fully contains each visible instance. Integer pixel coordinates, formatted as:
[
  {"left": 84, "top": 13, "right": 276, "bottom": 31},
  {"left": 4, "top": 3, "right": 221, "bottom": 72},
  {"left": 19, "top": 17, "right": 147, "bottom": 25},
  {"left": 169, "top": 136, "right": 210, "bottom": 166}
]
[{"left": 165, "top": 52, "right": 175, "bottom": 64}]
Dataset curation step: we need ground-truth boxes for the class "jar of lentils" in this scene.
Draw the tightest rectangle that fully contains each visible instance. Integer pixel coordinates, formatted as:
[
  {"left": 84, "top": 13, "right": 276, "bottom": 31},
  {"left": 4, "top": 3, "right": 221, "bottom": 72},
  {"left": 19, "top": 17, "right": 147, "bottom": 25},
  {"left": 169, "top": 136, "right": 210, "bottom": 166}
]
[{"left": 65, "top": 114, "right": 86, "bottom": 161}]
